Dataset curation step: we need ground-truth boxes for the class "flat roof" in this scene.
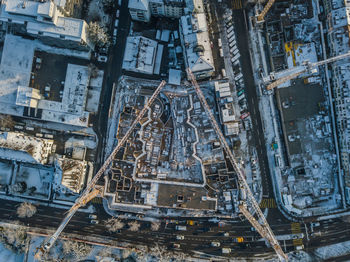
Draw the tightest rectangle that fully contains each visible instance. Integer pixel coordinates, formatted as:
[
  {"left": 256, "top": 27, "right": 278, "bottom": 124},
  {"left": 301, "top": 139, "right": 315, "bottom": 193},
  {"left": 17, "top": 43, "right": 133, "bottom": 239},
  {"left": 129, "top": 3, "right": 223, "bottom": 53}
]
[
  {"left": 0, "top": 35, "right": 91, "bottom": 127},
  {"left": 0, "top": 131, "right": 53, "bottom": 164},
  {"left": 123, "top": 36, "right": 160, "bottom": 75},
  {"left": 27, "top": 17, "right": 86, "bottom": 40}
]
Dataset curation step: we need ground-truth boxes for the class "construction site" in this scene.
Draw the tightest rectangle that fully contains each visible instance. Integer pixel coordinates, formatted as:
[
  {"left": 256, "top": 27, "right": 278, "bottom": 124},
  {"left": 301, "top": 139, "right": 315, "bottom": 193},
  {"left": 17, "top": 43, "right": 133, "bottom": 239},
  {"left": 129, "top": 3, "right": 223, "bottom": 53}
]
[
  {"left": 103, "top": 77, "right": 241, "bottom": 213},
  {"left": 250, "top": 0, "right": 345, "bottom": 216}
]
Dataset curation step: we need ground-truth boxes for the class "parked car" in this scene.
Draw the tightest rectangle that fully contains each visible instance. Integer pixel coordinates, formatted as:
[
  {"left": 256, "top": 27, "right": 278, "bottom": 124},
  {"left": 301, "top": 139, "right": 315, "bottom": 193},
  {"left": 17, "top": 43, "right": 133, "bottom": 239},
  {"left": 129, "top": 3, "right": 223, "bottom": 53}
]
[
  {"left": 176, "top": 235, "right": 185, "bottom": 240},
  {"left": 89, "top": 214, "right": 97, "bottom": 219},
  {"left": 211, "top": 241, "right": 221, "bottom": 247},
  {"left": 90, "top": 219, "right": 99, "bottom": 224},
  {"left": 98, "top": 55, "right": 108, "bottom": 62},
  {"left": 116, "top": 9, "right": 120, "bottom": 18},
  {"left": 136, "top": 214, "right": 145, "bottom": 219},
  {"left": 114, "top": 19, "right": 119, "bottom": 28},
  {"left": 240, "top": 112, "right": 250, "bottom": 120}
]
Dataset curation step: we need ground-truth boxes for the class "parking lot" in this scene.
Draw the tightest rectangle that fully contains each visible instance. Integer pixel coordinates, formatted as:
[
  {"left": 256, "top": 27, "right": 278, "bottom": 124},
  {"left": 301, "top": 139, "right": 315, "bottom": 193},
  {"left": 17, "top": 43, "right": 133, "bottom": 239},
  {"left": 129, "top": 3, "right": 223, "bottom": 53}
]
[{"left": 30, "top": 51, "right": 89, "bottom": 102}]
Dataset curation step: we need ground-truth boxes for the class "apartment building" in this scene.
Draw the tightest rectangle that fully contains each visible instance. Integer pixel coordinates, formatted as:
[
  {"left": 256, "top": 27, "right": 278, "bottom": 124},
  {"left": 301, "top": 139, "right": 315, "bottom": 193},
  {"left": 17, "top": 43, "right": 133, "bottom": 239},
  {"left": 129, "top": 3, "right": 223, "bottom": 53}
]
[
  {"left": 129, "top": 0, "right": 184, "bottom": 22},
  {"left": 179, "top": 0, "right": 214, "bottom": 79},
  {"left": 0, "top": 0, "right": 93, "bottom": 51},
  {"left": 325, "top": 0, "right": 350, "bottom": 203},
  {"left": 129, "top": 0, "right": 152, "bottom": 22}
]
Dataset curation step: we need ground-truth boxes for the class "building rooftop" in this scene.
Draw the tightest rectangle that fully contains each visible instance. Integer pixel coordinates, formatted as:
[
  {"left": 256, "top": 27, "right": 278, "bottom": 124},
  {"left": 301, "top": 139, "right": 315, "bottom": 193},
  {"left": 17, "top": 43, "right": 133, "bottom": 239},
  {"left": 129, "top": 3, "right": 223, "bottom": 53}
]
[
  {"left": 0, "top": 131, "right": 53, "bottom": 164},
  {"left": 0, "top": 0, "right": 91, "bottom": 47},
  {"left": 123, "top": 36, "right": 163, "bottom": 75},
  {"left": 128, "top": 0, "right": 149, "bottom": 10},
  {"left": 0, "top": 35, "right": 93, "bottom": 127},
  {"left": 180, "top": 12, "right": 214, "bottom": 76}
]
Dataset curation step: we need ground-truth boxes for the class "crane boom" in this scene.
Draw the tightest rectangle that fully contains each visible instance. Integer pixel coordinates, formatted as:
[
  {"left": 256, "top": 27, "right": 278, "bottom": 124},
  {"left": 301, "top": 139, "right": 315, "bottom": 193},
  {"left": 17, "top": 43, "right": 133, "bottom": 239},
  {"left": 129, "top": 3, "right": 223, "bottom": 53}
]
[
  {"left": 266, "top": 70, "right": 305, "bottom": 90},
  {"left": 186, "top": 68, "right": 288, "bottom": 261},
  {"left": 35, "top": 80, "right": 166, "bottom": 259},
  {"left": 34, "top": 187, "right": 103, "bottom": 260},
  {"left": 266, "top": 51, "right": 350, "bottom": 90},
  {"left": 257, "top": 0, "right": 276, "bottom": 22},
  {"left": 312, "top": 51, "right": 350, "bottom": 67}
]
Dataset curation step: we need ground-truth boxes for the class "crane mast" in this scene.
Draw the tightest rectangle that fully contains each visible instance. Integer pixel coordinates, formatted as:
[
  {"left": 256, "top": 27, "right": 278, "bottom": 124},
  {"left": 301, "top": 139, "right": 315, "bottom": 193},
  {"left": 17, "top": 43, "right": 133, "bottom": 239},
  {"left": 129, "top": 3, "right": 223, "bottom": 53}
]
[
  {"left": 186, "top": 68, "right": 288, "bottom": 261},
  {"left": 35, "top": 80, "right": 166, "bottom": 259}
]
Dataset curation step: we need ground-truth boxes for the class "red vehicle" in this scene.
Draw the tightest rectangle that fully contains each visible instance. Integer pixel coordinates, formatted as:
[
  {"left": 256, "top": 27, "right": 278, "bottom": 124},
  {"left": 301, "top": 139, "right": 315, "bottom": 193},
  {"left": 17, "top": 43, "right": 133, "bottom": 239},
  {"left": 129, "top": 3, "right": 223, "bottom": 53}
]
[{"left": 240, "top": 112, "right": 250, "bottom": 120}]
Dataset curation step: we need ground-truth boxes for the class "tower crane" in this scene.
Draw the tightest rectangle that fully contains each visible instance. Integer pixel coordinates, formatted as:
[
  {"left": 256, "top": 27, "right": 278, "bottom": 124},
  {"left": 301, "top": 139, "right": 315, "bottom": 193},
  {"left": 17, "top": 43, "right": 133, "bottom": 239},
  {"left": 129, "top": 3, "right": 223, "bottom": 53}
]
[
  {"left": 264, "top": 51, "right": 350, "bottom": 90},
  {"left": 35, "top": 80, "right": 166, "bottom": 260},
  {"left": 256, "top": 0, "right": 276, "bottom": 22},
  {"left": 186, "top": 69, "right": 288, "bottom": 261}
]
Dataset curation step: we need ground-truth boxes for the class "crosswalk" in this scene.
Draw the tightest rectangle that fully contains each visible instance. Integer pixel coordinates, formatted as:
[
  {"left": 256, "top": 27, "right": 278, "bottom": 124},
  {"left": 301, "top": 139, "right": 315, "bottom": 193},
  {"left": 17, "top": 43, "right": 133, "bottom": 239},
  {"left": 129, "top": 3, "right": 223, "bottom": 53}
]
[
  {"left": 232, "top": 0, "right": 242, "bottom": 10},
  {"left": 91, "top": 197, "right": 103, "bottom": 204},
  {"left": 259, "top": 198, "right": 277, "bottom": 209},
  {"left": 291, "top": 222, "right": 303, "bottom": 247}
]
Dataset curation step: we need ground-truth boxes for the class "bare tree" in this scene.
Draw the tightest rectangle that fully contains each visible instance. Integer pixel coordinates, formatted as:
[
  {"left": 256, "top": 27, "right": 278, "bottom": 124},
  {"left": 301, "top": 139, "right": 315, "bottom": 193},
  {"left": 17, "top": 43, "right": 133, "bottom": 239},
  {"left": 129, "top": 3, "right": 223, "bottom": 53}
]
[
  {"left": 0, "top": 224, "right": 28, "bottom": 253},
  {"left": 62, "top": 240, "right": 92, "bottom": 259},
  {"left": 0, "top": 114, "right": 14, "bottom": 128},
  {"left": 87, "top": 22, "right": 110, "bottom": 48},
  {"left": 105, "top": 218, "right": 125, "bottom": 232},
  {"left": 16, "top": 202, "right": 37, "bottom": 218},
  {"left": 128, "top": 221, "right": 141, "bottom": 232},
  {"left": 150, "top": 221, "right": 160, "bottom": 231}
]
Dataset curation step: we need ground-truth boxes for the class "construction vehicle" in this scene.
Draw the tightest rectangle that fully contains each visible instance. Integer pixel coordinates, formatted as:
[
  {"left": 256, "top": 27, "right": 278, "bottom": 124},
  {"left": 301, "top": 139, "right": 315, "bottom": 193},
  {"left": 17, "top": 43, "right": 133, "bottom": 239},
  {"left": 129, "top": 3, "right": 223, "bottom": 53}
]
[
  {"left": 264, "top": 51, "right": 350, "bottom": 90},
  {"left": 186, "top": 220, "right": 195, "bottom": 226},
  {"left": 186, "top": 68, "right": 288, "bottom": 261},
  {"left": 256, "top": 0, "right": 276, "bottom": 22},
  {"left": 34, "top": 80, "right": 167, "bottom": 260},
  {"left": 234, "top": 236, "right": 244, "bottom": 243}
]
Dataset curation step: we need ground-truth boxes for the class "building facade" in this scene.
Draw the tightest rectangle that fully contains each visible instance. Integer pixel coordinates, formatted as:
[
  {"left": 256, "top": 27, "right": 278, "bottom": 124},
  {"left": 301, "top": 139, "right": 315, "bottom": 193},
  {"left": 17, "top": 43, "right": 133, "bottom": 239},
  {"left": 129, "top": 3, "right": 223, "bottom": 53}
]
[
  {"left": 129, "top": 0, "right": 184, "bottom": 22},
  {"left": 325, "top": 0, "right": 350, "bottom": 204}
]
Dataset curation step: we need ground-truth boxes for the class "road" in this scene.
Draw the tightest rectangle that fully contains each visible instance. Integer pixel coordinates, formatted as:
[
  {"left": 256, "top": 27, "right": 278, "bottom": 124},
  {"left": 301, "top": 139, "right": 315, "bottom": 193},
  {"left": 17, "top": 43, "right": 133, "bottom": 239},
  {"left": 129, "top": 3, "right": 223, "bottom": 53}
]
[
  {"left": 1, "top": 198, "right": 350, "bottom": 258},
  {"left": 94, "top": 0, "right": 131, "bottom": 171}
]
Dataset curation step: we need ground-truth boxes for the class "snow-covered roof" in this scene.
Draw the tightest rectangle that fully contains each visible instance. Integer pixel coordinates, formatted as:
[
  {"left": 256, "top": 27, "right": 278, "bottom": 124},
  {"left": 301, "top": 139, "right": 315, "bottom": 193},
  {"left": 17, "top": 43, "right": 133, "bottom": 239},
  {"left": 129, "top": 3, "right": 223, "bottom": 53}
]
[
  {"left": 37, "top": 1, "right": 55, "bottom": 17},
  {"left": 0, "top": 35, "right": 91, "bottom": 127},
  {"left": 0, "top": 0, "right": 91, "bottom": 47},
  {"left": 16, "top": 86, "right": 41, "bottom": 108},
  {"left": 184, "top": 0, "right": 204, "bottom": 14},
  {"left": 0, "top": 131, "right": 53, "bottom": 164},
  {"left": 180, "top": 12, "right": 214, "bottom": 76},
  {"left": 37, "top": 64, "right": 90, "bottom": 126},
  {"left": 123, "top": 36, "right": 162, "bottom": 75},
  {"left": 128, "top": 0, "right": 149, "bottom": 10},
  {"left": 27, "top": 17, "right": 87, "bottom": 41},
  {"left": 285, "top": 42, "right": 318, "bottom": 68},
  {"left": 168, "top": 69, "right": 182, "bottom": 85},
  {"left": 5, "top": 0, "right": 39, "bottom": 17}
]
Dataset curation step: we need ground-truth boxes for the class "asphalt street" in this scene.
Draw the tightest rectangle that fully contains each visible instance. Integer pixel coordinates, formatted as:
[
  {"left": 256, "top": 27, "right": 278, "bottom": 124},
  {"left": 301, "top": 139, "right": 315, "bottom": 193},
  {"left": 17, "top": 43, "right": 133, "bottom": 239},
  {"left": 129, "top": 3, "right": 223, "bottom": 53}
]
[
  {"left": 94, "top": 0, "right": 131, "bottom": 170},
  {"left": 2, "top": 197, "right": 350, "bottom": 258}
]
